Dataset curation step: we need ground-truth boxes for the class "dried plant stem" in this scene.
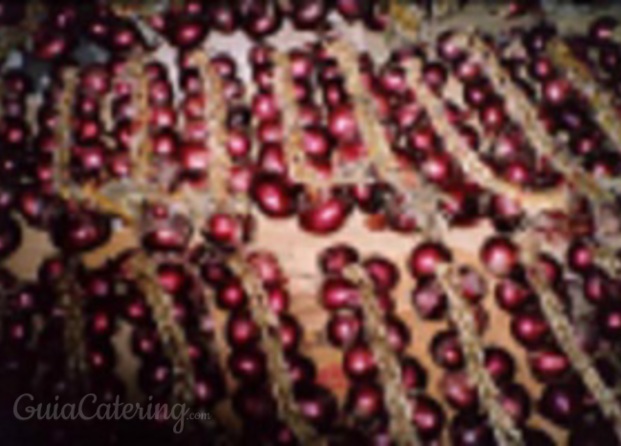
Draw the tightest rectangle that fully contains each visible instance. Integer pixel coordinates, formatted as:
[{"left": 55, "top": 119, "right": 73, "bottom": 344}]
[
  {"left": 456, "top": 33, "right": 615, "bottom": 205},
  {"left": 54, "top": 72, "right": 135, "bottom": 220},
  {"left": 193, "top": 50, "right": 231, "bottom": 204},
  {"left": 520, "top": 240, "right": 621, "bottom": 441},
  {"left": 387, "top": 0, "right": 424, "bottom": 42},
  {"left": 546, "top": 38, "right": 621, "bottom": 154},
  {"left": 393, "top": 171, "right": 449, "bottom": 240},
  {"left": 130, "top": 252, "right": 196, "bottom": 404},
  {"left": 54, "top": 68, "right": 78, "bottom": 199},
  {"left": 273, "top": 51, "right": 318, "bottom": 186},
  {"left": 56, "top": 264, "right": 89, "bottom": 390},
  {"left": 185, "top": 263, "right": 223, "bottom": 360},
  {"left": 80, "top": 180, "right": 194, "bottom": 226},
  {"left": 111, "top": 0, "right": 163, "bottom": 17},
  {"left": 344, "top": 264, "right": 421, "bottom": 446},
  {"left": 127, "top": 55, "right": 151, "bottom": 183},
  {"left": 80, "top": 184, "right": 137, "bottom": 222},
  {"left": 102, "top": 79, "right": 116, "bottom": 139},
  {"left": 326, "top": 38, "right": 392, "bottom": 183},
  {"left": 403, "top": 58, "right": 569, "bottom": 214},
  {"left": 437, "top": 263, "right": 524, "bottom": 446},
  {"left": 327, "top": 38, "right": 447, "bottom": 237},
  {"left": 594, "top": 243, "right": 621, "bottom": 277},
  {"left": 228, "top": 255, "right": 321, "bottom": 446}
]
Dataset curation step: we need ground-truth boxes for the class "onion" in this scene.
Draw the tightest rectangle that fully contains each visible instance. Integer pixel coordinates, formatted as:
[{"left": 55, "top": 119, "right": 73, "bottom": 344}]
[{"left": 291, "top": 0, "right": 329, "bottom": 30}]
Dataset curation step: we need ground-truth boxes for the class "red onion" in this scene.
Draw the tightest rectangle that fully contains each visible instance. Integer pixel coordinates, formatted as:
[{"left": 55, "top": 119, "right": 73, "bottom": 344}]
[
  {"left": 250, "top": 173, "right": 298, "bottom": 218},
  {"left": 319, "top": 243, "right": 360, "bottom": 275},
  {"left": 291, "top": 0, "right": 329, "bottom": 30},
  {"left": 298, "top": 193, "right": 352, "bottom": 234}
]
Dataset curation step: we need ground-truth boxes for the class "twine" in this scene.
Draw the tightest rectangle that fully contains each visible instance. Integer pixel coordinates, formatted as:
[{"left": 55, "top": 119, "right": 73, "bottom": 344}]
[
  {"left": 403, "top": 57, "right": 569, "bottom": 214},
  {"left": 437, "top": 263, "right": 524, "bottom": 446},
  {"left": 454, "top": 32, "right": 615, "bottom": 206},
  {"left": 129, "top": 252, "right": 196, "bottom": 405},
  {"left": 547, "top": 38, "right": 621, "bottom": 157},
  {"left": 520, "top": 232, "right": 621, "bottom": 442},
  {"left": 343, "top": 264, "right": 421, "bottom": 446},
  {"left": 229, "top": 254, "right": 322, "bottom": 446}
]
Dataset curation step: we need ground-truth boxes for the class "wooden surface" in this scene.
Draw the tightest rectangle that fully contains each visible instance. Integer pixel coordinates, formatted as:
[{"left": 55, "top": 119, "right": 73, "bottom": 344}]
[{"left": 5, "top": 211, "right": 567, "bottom": 443}]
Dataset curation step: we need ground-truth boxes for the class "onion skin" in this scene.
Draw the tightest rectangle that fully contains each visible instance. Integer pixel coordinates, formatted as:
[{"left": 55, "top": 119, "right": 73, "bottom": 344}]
[
  {"left": 290, "top": 0, "right": 329, "bottom": 31},
  {"left": 209, "top": 1, "right": 239, "bottom": 33},
  {"left": 298, "top": 194, "right": 352, "bottom": 235},
  {"left": 49, "top": 209, "right": 112, "bottom": 254},
  {"left": 335, "top": 0, "right": 363, "bottom": 21},
  {"left": 238, "top": 0, "right": 282, "bottom": 39},
  {"left": 319, "top": 243, "right": 360, "bottom": 275},
  {"left": 250, "top": 173, "right": 298, "bottom": 218}
]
